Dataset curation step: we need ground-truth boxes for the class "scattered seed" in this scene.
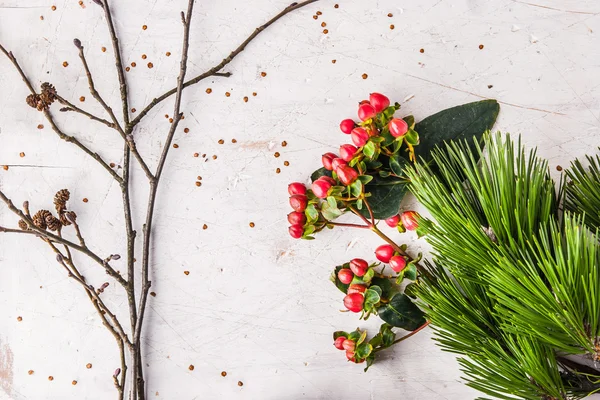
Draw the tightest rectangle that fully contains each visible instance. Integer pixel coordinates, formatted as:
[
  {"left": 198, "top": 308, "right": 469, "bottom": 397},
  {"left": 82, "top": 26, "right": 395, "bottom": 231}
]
[
  {"left": 142, "top": 25, "right": 147, "bottom": 30},
  {"left": 202, "top": 224, "right": 208, "bottom": 230},
  {"left": 488, "top": 84, "right": 493, "bottom": 89},
  {"left": 142, "top": 54, "right": 147, "bottom": 59},
  {"left": 323, "top": 29, "right": 329, "bottom": 34},
  {"left": 212, "top": 155, "right": 217, "bottom": 160},
  {"left": 221, "top": 371, "right": 227, "bottom": 377},
  {"left": 86, "top": 363, "right": 92, "bottom": 369},
  {"left": 284, "top": 161, "right": 290, "bottom": 166},
  {"left": 202, "top": 154, "right": 206, "bottom": 158},
  {"left": 260, "top": 72, "right": 267, "bottom": 77},
  {"left": 332, "top": 59, "right": 337, "bottom": 64},
  {"left": 3, "top": 166, "right": 8, "bottom": 171},
  {"left": 63, "top": 61, "right": 69, "bottom": 67},
  {"left": 195, "top": 182, "right": 201, "bottom": 187},
  {"left": 275, "top": 168, "right": 281, "bottom": 174},
  {"left": 479, "top": 44, "right": 484, "bottom": 50},
  {"left": 420, "top": 48, "right": 425, "bottom": 53},
  {"left": 72, "top": 380, "right": 77, "bottom": 385},
  {"left": 281, "top": 141, "right": 287, "bottom": 147},
  {"left": 197, "top": 176, "right": 202, "bottom": 180},
  {"left": 51, "top": 5, "right": 57, "bottom": 11},
  {"left": 17, "top": 316, "right": 22, "bottom": 321},
  {"left": 19, "top": 152, "right": 25, "bottom": 158},
  {"left": 184, "top": 271, "right": 190, "bottom": 276},
  {"left": 249, "top": 222, "right": 255, "bottom": 228},
  {"left": 206, "top": 88, "right": 212, "bottom": 94},
  {"left": 313, "top": 15, "right": 318, "bottom": 20},
  {"left": 225, "top": 92, "right": 231, "bottom": 97},
  {"left": 131, "top": 108, "right": 136, "bottom": 113},
  {"left": 48, "top": 376, "right": 54, "bottom": 381},
  {"left": 218, "top": 139, "right": 224, "bottom": 144},
  {"left": 316, "top": 11, "right": 322, "bottom": 15},
  {"left": 388, "top": 13, "right": 393, "bottom": 17},
  {"left": 243, "top": 96, "right": 248, "bottom": 102},
  {"left": 79, "top": 1, "right": 84, "bottom": 7},
  {"left": 79, "top": 96, "right": 85, "bottom": 102},
  {"left": 173, "top": 144, "right": 179, "bottom": 149},
  {"left": 321, "top": 22, "right": 326, "bottom": 27},
  {"left": 165, "top": 114, "right": 169, "bottom": 119},
  {"left": 188, "top": 364, "right": 194, "bottom": 370},
  {"left": 169, "top": 118, "right": 174, "bottom": 123},
  {"left": 390, "top": 24, "right": 395, "bottom": 30},
  {"left": 232, "top": 139, "right": 237, "bottom": 143},
  {"left": 28, "top": 370, "right": 34, "bottom": 375},
  {"left": 110, "top": 163, "right": 116, "bottom": 168},
  {"left": 131, "top": 62, "right": 137, "bottom": 67},
  {"left": 334, "top": 4, "right": 339, "bottom": 8},
  {"left": 166, "top": 51, "right": 171, "bottom": 56},
  {"left": 126, "top": 67, "right": 130, "bottom": 72},
  {"left": 40, "top": 16, "right": 44, "bottom": 20},
  {"left": 83, "top": 198, "right": 89, "bottom": 203},
  {"left": 147, "top": 62, "right": 153, "bottom": 69},
  {"left": 362, "top": 73, "right": 368, "bottom": 79},
  {"left": 193, "top": 153, "right": 199, "bottom": 157},
  {"left": 37, "top": 124, "right": 44, "bottom": 129},
  {"left": 150, "top": 292, "right": 156, "bottom": 297},
  {"left": 238, "top": 381, "right": 244, "bottom": 387},
  {"left": 252, "top": 92, "right": 257, "bottom": 97},
  {"left": 274, "top": 152, "right": 281, "bottom": 158},
  {"left": 556, "top": 165, "right": 563, "bottom": 171},
  {"left": 101, "top": 47, "right": 106, "bottom": 52}
]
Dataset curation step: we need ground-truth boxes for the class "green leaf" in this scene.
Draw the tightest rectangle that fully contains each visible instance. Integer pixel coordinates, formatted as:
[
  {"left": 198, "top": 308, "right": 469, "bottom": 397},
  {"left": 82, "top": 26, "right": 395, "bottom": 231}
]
[
  {"left": 377, "top": 293, "right": 426, "bottom": 330},
  {"left": 311, "top": 167, "right": 332, "bottom": 182},
  {"left": 326, "top": 196, "right": 337, "bottom": 209},
  {"left": 364, "top": 355, "right": 375, "bottom": 372},
  {"left": 362, "top": 268, "right": 375, "bottom": 284},
  {"left": 356, "top": 330, "right": 368, "bottom": 346},
  {"left": 404, "top": 264, "right": 417, "bottom": 281},
  {"left": 333, "top": 331, "right": 348, "bottom": 340},
  {"left": 414, "top": 99, "right": 499, "bottom": 164},
  {"left": 355, "top": 342, "right": 373, "bottom": 359},
  {"left": 347, "top": 330, "right": 362, "bottom": 342},
  {"left": 331, "top": 265, "right": 350, "bottom": 294},
  {"left": 404, "top": 129, "right": 419, "bottom": 146},
  {"left": 371, "top": 277, "right": 400, "bottom": 301},
  {"left": 403, "top": 115, "right": 415, "bottom": 129},
  {"left": 365, "top": 288, "right": 382, "bottom": 308},
  {"left": 358, "top": 175, "right": 374, "bottom": 185},
  {"left": 380, "top": 324, "right": 396, "bottom": 347},
  {"left": 349, "top": 180, "right": 363, "bottom": 197},
  {"left": 389, "top": 153, "right": 409, "bottom": 176},
  {"left": 305, "top": 204, "right": 319, "bottom": 224},
  {"left": 360, "top": 175, "right": 409, "bottom": 219},
  {"left": 321, "top": 201, "right": 343, "bottom": 220}
]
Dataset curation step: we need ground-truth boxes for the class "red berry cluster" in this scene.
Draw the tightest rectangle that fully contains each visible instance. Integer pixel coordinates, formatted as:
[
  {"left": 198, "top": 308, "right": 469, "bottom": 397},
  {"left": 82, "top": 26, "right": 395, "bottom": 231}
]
[
  {"left": 287, "top": 182, "right": 308, "bottom": 239},
  {"left": 333, "top": 335, "right": 363, "bottom": 363}
]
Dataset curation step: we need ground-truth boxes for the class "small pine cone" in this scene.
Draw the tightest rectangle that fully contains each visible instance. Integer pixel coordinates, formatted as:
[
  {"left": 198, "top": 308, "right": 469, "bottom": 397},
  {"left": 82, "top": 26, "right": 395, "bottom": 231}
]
[
  {"left": 32, "top": 210, "right": 52, "bottom": 229},
  {"left": 59, "top": 211, "right": 77, "bottom": 226},
  {"left": 26, "top": 94, "right": 40, "bottom": 109},
  {"left": 38, "top": 93, "right": 54, "bottom": 109},
  {"left": 46, "top": 215, "right": 62, "bottom": 232},
  {"left": 54, "top": 189, "right": 70, "bottom": 212},
  {"left": 18, "top": 219, "right": 29, "bottom": 231},
  {"left": 40, "top": 83, "right": 57, "bottom": 102}
]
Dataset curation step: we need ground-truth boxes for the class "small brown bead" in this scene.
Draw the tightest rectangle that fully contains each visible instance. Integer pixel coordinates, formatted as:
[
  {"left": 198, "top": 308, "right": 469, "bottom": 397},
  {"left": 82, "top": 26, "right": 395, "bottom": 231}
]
[
  {"left": 142, "top": 54, "right": 147, "bottom": 59},
  {"left": 281, "top": 141, "right": 287, "bottom": 147},
  {"left": 221, "top": 371, "right": 227, "bottom": 377},
  {"left": 420, "top": 48, "right": 425, "bottom": 53},
  {"left": 184, "top": 271, "right": 190, "bottom": 276},
  {"left": 83, "top": 198, "right": 89, "bottom": 203},
  {"left": 110, "top": 163, "right": 116, "bottom": 168},
  {"left": 388, "top": 13, "right": 393, "bottom": 17},
  {"left": 218, "top": 139, "right": 224, "bottom": 144},
  {"left": 48, "top": 376, "right": 54, "bottom": 381},
  {"left": 556, "top": 165, "right": 563, "bottom": 171},
  {"left": 212, "top": 155, "right": 217, "bottom": 160},
  {"left": 283, "top": 161, "right": 290, "bottom": 166},
  {"left": 169, "top": 118, "right": 174, "bottom": 123},
  {"left": 166, "top": 52, "right": 171, "bottom": 56},
  {"left": 2, "top": 166, "right": 8, "bottom": 171},
  {"left": 126, "top": 67, "right": 130, "bottom": 72},
  {"left": 197, "top": 176, "right": 202, "bottom": 180},
  {"left": 321, "top": 22, "right": 326, "bottom": 27},
  {"left": 173, "top": 144, "right": 179, "bottom": 149},
  {"left": 142, "top": 25, "right": 148, "bottom": 30},
  {"left": 101, "top": 47, "right": 106, "bottom": 52},
  {"left": 72, "top": 380, "right": 77, "bottom": 385},
  {"left": 62, "top": 61, "right": 69, "bottom": 67},
  {"left": 316, "top": 11, "right": 322, "bottom": 15},
  {"left": 332, "top": 59, "right": 337, "bottom": 64},
  {"left": 17, "top": 316, "right": 22, "bottom": 321},
  {"left": 313, "top": 15, "right": 318, "bottom": 20},
  {"left": 274, "top": 152, "right": 280, "bottom": 158},
  {"left": 147, "top": 62, "right": 153, "bottom": 69},
  {"left": 40, "top": 16, "right": 44, "bottom": 20},
  {"left": 202, "top": 224, "right": 208, "bottom": 230},
  {"left": 150, "top": 292, "right": 156, "bottom": 297},
  {"left": 19, "top": 152, "right": 25, "bottom": 158},
  {"left": 131, "top": 108, "right": 136, "bottom": 113},
  {"left": 479, "top": 44, "right": 484, "bottom": 50},
  {"left": 184, "top": 128, "right": 189, "bottom": 133},
  {"left": 238, "top": 381, "right": 243, "bottom": 387},
  {"left": 165, "top": 114, "right": 169, "bottom": 119},
  {"left": 86, "top": 363, "right": 92, "bottom": 369},
  {"left": 362, "top": 73, "right": 368, "bottom": 79},
  {"left": 260, "top": 72, "right": 267, "bottom": 77},
  {"left": 28, "top": 370, "right": 34, "bottom": 375},
  {"left": 202, "top": 154, "right": 206, "bottom": 158},
  {"left": 390, "top": 24, "right": 395, "bottom": 30},
  {"left": 37, "top": 124, "right": 44, "bottom": 129},
  {"left": 193, "top": 153, "right": 199, "bottom": 157},
  {"left": 195, "top": 182, "right": 201, "bottom": 187},
  {"left": 232, "top": 139, "right": 237, "bottom": 143},
  {"left": 131, "top": 62, "right": 137, "bottom": 67},
  {"left": 323, "top": 29, "right": 329, "bottom": 34},
  {"left": 225, "top": 92, "right": 231, "bottom": 97},
  {"left": 249, "top": 222, "right": 255, "bottom": 228},
  {"left": 188, "top": 364, "right": 194, "bottom": 370},
  {"left": 79, "top": 96, "right": 85, "bottom": 102},
  {"left": 51, "top": 6, "right": 56, "bottom": 11},
  {"left": 275, "top": 168, "right": 281, "bottom": 174},
  {"left": 79, "top": 1, "right": 84, "bottom": 8},
  {"left": 243, "top": 96, "right": 249, "bottom": 102},
  {"left": 252, "top": 92, "right": 257, "bottom": 97},
  {"left": 206, "top": 88, "right": 212, "bottom": 94}
]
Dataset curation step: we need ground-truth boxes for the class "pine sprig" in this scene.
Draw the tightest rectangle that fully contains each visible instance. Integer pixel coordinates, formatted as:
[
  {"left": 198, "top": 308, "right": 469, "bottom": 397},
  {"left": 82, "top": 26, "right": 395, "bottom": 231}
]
[{"left": 565, "top": 153, "right": 600, "bottom": 230}]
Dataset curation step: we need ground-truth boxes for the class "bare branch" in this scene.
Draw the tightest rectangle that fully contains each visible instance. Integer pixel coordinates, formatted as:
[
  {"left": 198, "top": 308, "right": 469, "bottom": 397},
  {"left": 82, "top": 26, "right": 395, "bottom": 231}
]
[{"left": 56, "top": 95, "right": 116, "bottom": 129}]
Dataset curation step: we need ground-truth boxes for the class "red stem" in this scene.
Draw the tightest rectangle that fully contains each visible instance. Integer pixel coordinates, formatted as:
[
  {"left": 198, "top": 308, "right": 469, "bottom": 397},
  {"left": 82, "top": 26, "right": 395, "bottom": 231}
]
[{"left": 327, "top": 221, "right": 370, "bottom": 229}]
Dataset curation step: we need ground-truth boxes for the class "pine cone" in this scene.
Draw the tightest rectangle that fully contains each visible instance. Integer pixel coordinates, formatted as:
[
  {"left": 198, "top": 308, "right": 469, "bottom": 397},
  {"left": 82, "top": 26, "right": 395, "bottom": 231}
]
[
  {"left": 32, "top": 210, "right": 52, "bottom": 229},
  {"left": 46, "top": 215, "right": 62, "bottom": 232},
  {"left": 60, "top": 211, "right": 76, "bottom": 226},
  {"left": 40, "top": 82, "right": 57, "bottom": 100},
  {"left": 26, "top": 94, "right": 40, "bottom": 109},
  {"left": 54, "top": 189, "right": 70, "bottom": 213},
  {"left": 18, "top": 219, "right": 29, "bottom": 231}
]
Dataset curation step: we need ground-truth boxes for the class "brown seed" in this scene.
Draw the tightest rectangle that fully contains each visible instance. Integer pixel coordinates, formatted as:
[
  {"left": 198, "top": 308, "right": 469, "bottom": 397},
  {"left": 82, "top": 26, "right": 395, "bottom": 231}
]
[
  {"left": 48, "top": 376, "right": 54, "bottom": 381},
  {"left": 101, "top": 47, "right": 106, "bottom": 52},
  {"left": 79, "top": 1, "right": 84, "bottom": 7},
  {"left": 193, "top": 153, "right": 199, "bottom": 157},
  {"left": 17, "top": 316, "right": 22, "bottom": 321},
  {"left": 479, "top": 44, "right": 484, "bottom": 50},
  {"left": 184, "top": 271, "right": 190, "bottom": 276},
  {"left": 142, "top": 25, "right": 147, "bottom": 30},
  {"left": 197, "top": 176, "right": 202, "bottom": 180},
  {"left": 362, "top": 73, "right": 368, "bottom": 79},
  {"left": 188, "top": 364, "right": 194, "bottom": 370},
  {"left": 202, "top": 224, "right": 208, "bottom": 230},
  {"left": 218, "top": 139, "right": 224, "bottom": 144},
  {"left": 166, "top": 52, "right": 171, "bottom": 56},
  {"left": 19, "top": 152, "right": 25, "bottom": 158},
  {"left": 420, "top": 48, "right": 425, "bottom": 53},
  {"left": 83, "top": 198, "right": 89, "bottom": 203},
  {"left": 313, "top": 15, "right": 318, "bottom": 20},
  {"left": 206, "top": 88, "right": 212, "bottom": 94},
  {"left": 62, "top": 61, "right": 69, "bottom": 67},
  {"left": 2, "top": 166, "right": 8, "bottom": 171},
  {"left": 283, "top": 161, "right": 290, "bottom": 166},
  {"left": 131, "top": 108, "right": 136, "bottom": 113},
  {"left": 249, "top": 222, "right": 255, "bottom": 228},
  {"left": 165, "top": 114, "right": 169, "bottom": 119},
  {"left": 323, "top": 29, "right": 329, "bottom": 34},
  {"left": 275, "top": 168, "right": 281, "bottom": 174},
  {"left": 261, "top": 72, "right": 267, "bottom": 77},
  {"left": 51, "top": 5, "right": 56, "bottom": 11},
  {"left": 195, "top": 182, "right": 201, "bottom": 187},
  {"left": 126, "top": 67, "right": 130, "bottom": 72},
  {"left": 184, "top": 128, "right": 189, "bottom": 133},
  {"left": 556, "top": 165, "right": 563, "bottom": 171},
  {"left": 147, "top": 62, "right": 154, "bottom": 69},
  {"left": 390, "top": 24, "right": 395, "bottom": 30},
  {"left": 131, "top": 62, "right": 137, "bottom": 67},
  {"left": 281, "top": 141, "right": 287, "bottom": 147},
  {"left": 225, "top": 92, "right": 231, "bottom": 97},
  {"left": 232, "top": 139, "right": 237, "bottom": 143},
  {"left": 334, "top": 3, "right": 339, "bottom": 8},
  {"left": 274, "top": 152, "right": 280, "bottom": 158},
  {"left": 238, "top": 381, "right": 243, "bottom": 387},
  {"left": 40, "top": 16, "right": 44, "bottom": 20},
  {"left": 202, "top": 154, "right": 206, "bottom": 158},
  {"left": 150, "top": 292, "right": 156, "bottom": 297},
  {"left": 332, "top": 59, "right": 337, "bottom": 64},
  {"left": 28, "top": 370, "right": 34, "bottom": 375},
  {"left": 252, "top": 92, "right": 257, "bottom": 97},
  {"left": 86, "top": 363, "right": 92, "bottom": 369},
  {"left": 110, "top": 163, "right": 116, "bottom": 168},
  {"left": 388, "top": 13, "right": 393, "bottom": 17},
  {"left": 212, "top": 155, "right": 217, "bottom": 160},
  {"left": 221, "top": 371, "right": 227, "bottom": 377},
  {"left": 316, "top": 11, "right": 322, "bottom": 15},
  {"left": 79, "top": 96, "right": 85, "bottom": 102},
  {"left": 37, "top": 124, "right": 44, "bottom": 129},
  {"left": 169, "top": 118, "right": 174, "bottom": 123},
  {"left": 142, "top": 54, "right": 147, "bottom": 59},
  {"left": 72, "top": 380, "right": 77, "bottom": 385},
  {"left": 243, "top": 96, "right": 249, "bottom": 102},
  {"left": 321, "top": 22, "right": 326, "bottom": 27},
  {"left": 173, "top": 144, "right": 179, "bottom": 149}
]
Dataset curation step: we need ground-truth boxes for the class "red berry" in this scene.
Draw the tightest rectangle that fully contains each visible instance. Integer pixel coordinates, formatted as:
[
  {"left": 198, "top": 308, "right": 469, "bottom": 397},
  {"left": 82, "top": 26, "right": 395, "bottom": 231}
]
[
  {"left": 337, "top": 268, "right": 354, "bottom": 284},
  {"left": 347, "top": 284, "right": 367, "bottom": 295},
  {"left": 358, "top": 103, "right": 376, "bottom": 121},
  {"left": 289, "top": 194, "right": 308, "bottom": 212},
  {"left": 319, "top": 176, "right": 337, "bottom": 186},
  {"left": 339, "top": 119, "right": 355, "bottom": 134},
  {"left": 342, "top": 339, "right": 356, "bottom": 351},
  {"left": 389, "top": 255, "right": 407, "bottom": 273},
  {"left": 369, "top": 93, "right": 390, "bottom": 113},
  {"left": 349, "top": 258, "right": 368, "bottom": 277},
  {"left": 375, "top": 244, "right": 395, "bottom": 263},
  {"left": 334, "top": 336, "right": 346, "bottom": 350},
  {"left": 337, "top": 166, "right": 358, "bottom": 186},
  {"left": 389, "top": 118, "right": 409, "bottom": 138},
  {"left": 351, "top": 127, "right": 369, "bottom": 147},
  {"left": 311, "top": 179, "right": 333, "bottom": 199},
  {"left": 287, "top": 211, "right": 306, "bottom": 225},
  {"left": 401, "top": 211, "right": 420, "bottom": 231},
  {"left": 385, "top": 215, "right": 400, "bottom": 228},
  {"left": 322, "top": 152, "right": 337, "bottom": 171},
  {"left": 332, "top": 158, "right": 347, "bottom": 171},
  {"left": 345, "top": 350, "right": 355, "bottom": 361},
  {"left": 288, "top": 224, "right": 304, "bottom": 239},
  {"left": 288, "top": 182, "right": 307, "bottom": 196},
  {"left": 344, "top": 293, "right": 364, "bottom": 312},
  {"left": 339, "top": 144, "right": 357, "bottom": 162}
]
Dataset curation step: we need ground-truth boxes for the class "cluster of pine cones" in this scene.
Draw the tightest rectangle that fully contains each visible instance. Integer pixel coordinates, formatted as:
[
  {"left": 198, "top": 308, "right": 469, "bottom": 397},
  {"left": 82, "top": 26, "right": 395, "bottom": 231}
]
[
  {"left": 25, "top": 82, "right": 57, "bottom": 112},
  {"left": 19, "top": 189, "right": 77, "bottom": 232}
]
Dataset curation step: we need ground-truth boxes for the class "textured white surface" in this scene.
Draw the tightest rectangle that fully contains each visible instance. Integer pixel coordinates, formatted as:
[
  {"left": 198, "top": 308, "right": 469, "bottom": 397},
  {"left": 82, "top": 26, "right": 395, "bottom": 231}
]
[{"left": 1, "top": 0, "right": 600, "bottom": 399}]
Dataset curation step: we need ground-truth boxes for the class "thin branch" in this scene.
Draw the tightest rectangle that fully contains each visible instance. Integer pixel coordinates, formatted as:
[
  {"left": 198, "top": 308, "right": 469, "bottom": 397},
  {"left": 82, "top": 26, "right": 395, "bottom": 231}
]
[
  {"left": 327, "top": 221, "right": 371, "bottom": 229},
  {"left": 129, "top": 0, "right": 318, "bottom": 128},
  {"left": 363, "top": 195, "right": 375, "bottom": 225},
  {"left": 56, "top": 95, "right": 116, "bottom": 129}
]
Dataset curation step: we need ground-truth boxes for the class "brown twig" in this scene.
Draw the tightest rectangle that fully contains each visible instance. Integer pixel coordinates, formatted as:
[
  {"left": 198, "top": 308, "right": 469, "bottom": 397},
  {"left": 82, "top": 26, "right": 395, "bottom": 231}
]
[
  {"left": 129, "top": 0, "right": 319, "bottom": 128},
  {"left": 55, "top": 95, "right": 116, "bottom": 129}
]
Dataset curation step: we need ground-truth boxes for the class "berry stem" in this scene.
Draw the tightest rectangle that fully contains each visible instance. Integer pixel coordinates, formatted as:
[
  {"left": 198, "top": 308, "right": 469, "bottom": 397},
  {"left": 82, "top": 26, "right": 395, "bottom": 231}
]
[
  {"left": 327, "top": 221, "right": 371, "bottom": 229},
  {"left": 372, "top": 321, "right": 430, "bottom": 353}
]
